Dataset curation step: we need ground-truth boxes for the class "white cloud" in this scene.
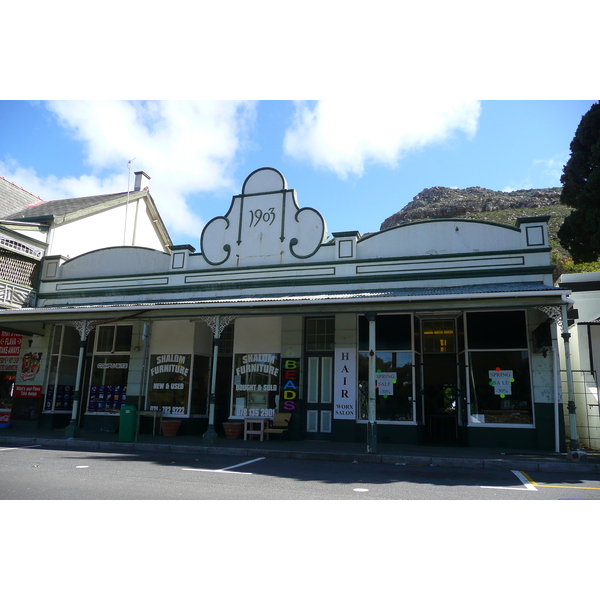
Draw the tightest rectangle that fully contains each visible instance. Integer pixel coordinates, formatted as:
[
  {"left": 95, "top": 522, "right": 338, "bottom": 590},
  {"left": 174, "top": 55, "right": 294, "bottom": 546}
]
[
  {"left": 533, "top": 154, "right": 568, "bottom": 186},
  {"left": 283, "top": 100, "right": 481, "bottom": 178},
  {"left": 3, "top": 101, "right": 257, "bottom": 239}
]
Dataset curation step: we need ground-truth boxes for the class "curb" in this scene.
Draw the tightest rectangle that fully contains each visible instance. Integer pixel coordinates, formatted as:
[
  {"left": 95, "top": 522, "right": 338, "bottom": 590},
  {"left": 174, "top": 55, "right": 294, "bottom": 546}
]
[{"left": 2, "top": 436, "right": 600, "bottom": 474}]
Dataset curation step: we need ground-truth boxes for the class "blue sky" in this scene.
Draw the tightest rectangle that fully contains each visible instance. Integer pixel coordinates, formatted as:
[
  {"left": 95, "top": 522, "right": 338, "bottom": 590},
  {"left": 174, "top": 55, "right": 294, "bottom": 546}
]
[
  {"left": 1, "top": 5, "right": 597, "bottom": 248},
  {"left": 0, "top": 100, "right": 595, "bottom": 248}
]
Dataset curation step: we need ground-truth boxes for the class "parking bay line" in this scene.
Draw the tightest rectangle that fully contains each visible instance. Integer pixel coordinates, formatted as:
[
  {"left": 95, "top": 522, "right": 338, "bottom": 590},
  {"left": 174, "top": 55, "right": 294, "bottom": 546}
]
[
  {"left": 182, "top": 457, "right": 266, "bottom": 475},
  {"left": 0, "top": 445, "right": 42, "bottom": 451},
  {"left": 480, "top": 470, "right": 537, "bottom": 491},
  {"left": 519, "top": 470, "right": 600, "bottom": 491}
]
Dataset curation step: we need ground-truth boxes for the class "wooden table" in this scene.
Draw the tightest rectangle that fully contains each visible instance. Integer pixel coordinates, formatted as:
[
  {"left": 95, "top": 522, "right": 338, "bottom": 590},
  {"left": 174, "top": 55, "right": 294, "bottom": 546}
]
[{"left": 244, "top": 417, "right": 270, "bottom": 441}]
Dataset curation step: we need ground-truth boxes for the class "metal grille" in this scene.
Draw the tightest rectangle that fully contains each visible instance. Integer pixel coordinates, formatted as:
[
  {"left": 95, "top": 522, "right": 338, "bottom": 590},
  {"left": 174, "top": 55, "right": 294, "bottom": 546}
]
[
  {"left": 561, "top": 369, "right": 600, "bottom": 451},
  {"left": 0, "top": 234, "right": 43, "bottom": 258},
  {"left": 0, "top": 249, "right": 39, "bottom": 287}
]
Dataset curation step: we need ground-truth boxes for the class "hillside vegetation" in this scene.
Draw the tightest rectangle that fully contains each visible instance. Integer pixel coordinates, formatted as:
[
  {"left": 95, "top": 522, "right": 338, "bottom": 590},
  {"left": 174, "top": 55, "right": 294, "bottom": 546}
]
[{"left": 379, "top": 186, "right": 598, "bottom": 278}]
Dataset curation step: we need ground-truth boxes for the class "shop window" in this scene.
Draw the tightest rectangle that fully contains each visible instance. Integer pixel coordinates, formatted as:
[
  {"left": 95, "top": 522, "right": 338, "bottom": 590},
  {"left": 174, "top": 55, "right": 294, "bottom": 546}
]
[
  {"left": 357, "top": 314, "right": 414, "bottom": 422},
  {"left": 467, "top": 311, "right": 527, "bottom": 349},
  {"left": 44, "top": 325, "right": 80, "bottom": 412},
  {"left": 466, "top": 311, "right": 533, "bottom": 425},
  {"left": 232, "top": 352, "right": 281, "bottom": 418},
  {"left": 86, "top": 324, "right": 132, "bottom": 414},
  {"left": 422, "top": 320, "right": 455, "bottom": 354},
  {"left": 148, "top": 353, "right": 192, "bottom": 416},
  {"left": 358, "top": 314, "right": 411, "bottom": 351}
]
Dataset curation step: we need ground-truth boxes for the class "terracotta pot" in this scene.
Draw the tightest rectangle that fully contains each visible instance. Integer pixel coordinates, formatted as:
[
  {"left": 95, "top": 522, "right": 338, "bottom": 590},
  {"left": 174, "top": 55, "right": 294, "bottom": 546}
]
[
  {"left": 161, "top": 419, "right": 181, "bottom": 436},
  {"left": 223, "top": 421, "right": 244, "bottom": 440}
]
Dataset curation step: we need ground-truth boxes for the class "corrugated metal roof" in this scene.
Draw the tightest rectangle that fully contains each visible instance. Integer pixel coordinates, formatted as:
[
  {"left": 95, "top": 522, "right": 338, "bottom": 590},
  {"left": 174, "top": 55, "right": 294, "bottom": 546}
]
[{"left": 5, "top": 281, "right": 567, "bottom": 315}]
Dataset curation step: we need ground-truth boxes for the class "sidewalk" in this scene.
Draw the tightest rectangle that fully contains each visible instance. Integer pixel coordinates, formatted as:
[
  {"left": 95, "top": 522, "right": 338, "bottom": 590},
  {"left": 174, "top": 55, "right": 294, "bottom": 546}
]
[{"left": 1, "top": 425, "right": 599, "bottom": 474}]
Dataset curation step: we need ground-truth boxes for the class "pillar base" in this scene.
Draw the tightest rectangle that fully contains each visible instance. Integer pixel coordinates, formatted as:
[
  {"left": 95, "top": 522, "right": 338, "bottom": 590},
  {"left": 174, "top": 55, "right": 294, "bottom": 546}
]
[
  {"left": 65, "top": 421, "right": 81, "bottom": 438},
  {"left": 366, "top": 422, "right": 377, "bottom": 454},
  {"left": 202, "top": 425, "right": 218, "bottom": 444}
]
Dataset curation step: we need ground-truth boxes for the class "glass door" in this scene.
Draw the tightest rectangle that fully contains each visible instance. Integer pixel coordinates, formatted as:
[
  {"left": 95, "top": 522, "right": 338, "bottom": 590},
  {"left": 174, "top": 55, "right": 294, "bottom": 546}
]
[{"left": 420, "top": 318, "right": 459, "bottom": 444}]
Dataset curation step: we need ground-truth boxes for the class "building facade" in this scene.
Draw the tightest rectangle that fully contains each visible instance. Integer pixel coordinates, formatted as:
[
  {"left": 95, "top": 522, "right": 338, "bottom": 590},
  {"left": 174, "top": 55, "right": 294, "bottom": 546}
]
[
  {"left": 556, "top": 272, "right": 600, "bottom": 450},
  {"left": 0, "top": 168, "right": 573, "bottom": 450},
  {"left": 0, "top": 171, "right": 172, "bottom": 427}
]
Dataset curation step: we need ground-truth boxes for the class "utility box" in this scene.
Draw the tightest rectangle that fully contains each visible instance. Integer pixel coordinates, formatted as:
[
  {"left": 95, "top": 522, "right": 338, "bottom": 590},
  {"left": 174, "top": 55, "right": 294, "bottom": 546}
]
[{"left": 119, "top": 405, "right": 137, "bottom": 442}]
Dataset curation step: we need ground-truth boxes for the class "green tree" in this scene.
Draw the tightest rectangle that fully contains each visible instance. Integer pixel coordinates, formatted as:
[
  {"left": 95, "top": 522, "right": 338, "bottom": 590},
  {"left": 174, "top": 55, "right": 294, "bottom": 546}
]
[{"left": 558, "top": 102, "right": 600, "bottom": 263}]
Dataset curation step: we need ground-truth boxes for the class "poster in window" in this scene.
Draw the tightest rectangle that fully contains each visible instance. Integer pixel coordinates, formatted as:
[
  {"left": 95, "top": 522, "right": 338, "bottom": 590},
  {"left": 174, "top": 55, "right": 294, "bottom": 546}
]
[
  {"left": 148, "top": 354, "right": 191, "bottom": 416},
  {"left": 233, "top": 353, "right": 280, "bottom": 417}
]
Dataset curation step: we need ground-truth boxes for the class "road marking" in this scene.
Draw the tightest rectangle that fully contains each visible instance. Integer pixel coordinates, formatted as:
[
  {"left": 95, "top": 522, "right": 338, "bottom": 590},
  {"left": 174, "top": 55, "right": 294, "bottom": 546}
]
[
  {"left": 182, "top": 457, "right": 266, "bottom": 475},
  {"left": 353, "top": 488, "right": 369, "bottom": 492},
  {"left": 76, "top": 466, "right": 89, "bottom": 469},
  {"left": 520, "top": 471, "right": 600, "bottom": 491},
  {"left": 0, "top": 445, "right": 42, "bottom": 451},
  {"left": 481, "top": 470, "right": 537, "bottom": 491}
]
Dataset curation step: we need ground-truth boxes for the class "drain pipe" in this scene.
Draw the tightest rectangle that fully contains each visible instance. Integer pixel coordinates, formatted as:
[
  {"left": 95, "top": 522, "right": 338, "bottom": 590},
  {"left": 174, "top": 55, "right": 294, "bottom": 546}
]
[
  {"left": 366, "top": 312, "right": 377, "bottom": 453},
  {"left": 560, "top": 295, "right": 579, "bottom": 454},
  {"left": 552, "top": 328, "right": 560, "bottom": 453}
]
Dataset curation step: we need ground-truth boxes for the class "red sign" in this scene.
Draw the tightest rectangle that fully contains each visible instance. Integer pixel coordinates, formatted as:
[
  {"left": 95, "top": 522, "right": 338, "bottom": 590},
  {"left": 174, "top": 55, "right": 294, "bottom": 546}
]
[
  {"left": 0, "top": 331, "right": 22, "bottom": 356},
  {"left": 13, "top": 385, "right": 43, "bottom": 398},
  {"left": 0, "top": 411, "right": 10, "bottom": 424}
]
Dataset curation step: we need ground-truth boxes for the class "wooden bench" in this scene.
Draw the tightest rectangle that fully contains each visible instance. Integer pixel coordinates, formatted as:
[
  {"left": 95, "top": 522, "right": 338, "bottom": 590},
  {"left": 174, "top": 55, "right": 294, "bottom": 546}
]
[{"left": 264, "top": 413, "right": 291, "bottom": 440}]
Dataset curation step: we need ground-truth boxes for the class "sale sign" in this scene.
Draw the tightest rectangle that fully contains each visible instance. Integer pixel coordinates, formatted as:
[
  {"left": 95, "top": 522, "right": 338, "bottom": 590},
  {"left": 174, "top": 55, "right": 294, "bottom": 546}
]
[{"left": 0, "top": 331, "right": 22, "bottom": 356}]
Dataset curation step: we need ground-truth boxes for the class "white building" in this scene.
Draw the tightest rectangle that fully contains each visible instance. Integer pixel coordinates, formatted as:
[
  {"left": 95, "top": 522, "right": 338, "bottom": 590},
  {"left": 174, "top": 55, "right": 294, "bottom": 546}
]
[{"left": 0, "top": 168, "right": 574, "bottom": 450}]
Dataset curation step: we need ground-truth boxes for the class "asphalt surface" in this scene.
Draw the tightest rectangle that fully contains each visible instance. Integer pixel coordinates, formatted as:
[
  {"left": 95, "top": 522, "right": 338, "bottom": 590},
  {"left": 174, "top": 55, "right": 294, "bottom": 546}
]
[{"left": 1, "top": 425, "right": 599, "bottom": 473}]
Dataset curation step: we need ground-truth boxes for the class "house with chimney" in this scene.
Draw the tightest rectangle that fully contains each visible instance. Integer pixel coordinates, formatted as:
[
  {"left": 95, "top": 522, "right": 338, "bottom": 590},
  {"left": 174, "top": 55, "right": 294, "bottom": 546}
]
[{"left": 0, "top": 171, "right": 171, "bottom": 426}]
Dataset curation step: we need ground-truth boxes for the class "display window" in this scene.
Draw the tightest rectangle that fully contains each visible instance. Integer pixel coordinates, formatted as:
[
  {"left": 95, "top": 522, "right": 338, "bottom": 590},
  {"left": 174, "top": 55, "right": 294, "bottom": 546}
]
[
  {"left": 357, "top": 314, "right": 415, "bottom": 423},
  {"left": 86, "top": 324, "right": 132, "bottom": 414},
  {"left": 466, "top": 311, "right": 533, "bottom": 425},
  {"left": 148, "top": 353, "right": 192, "bottom": 416},
  {"left": 232, "top": 353, "right": 280, "bottom": 418},
  {"left": 44, "top": 325, "right": 80, "bottom": 412}
]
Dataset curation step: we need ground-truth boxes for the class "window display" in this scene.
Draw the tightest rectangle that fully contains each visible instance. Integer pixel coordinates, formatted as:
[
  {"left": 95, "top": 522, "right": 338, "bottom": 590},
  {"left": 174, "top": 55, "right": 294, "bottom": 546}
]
[
  {"left": 466, "top": 311, "right": 533, "bottom": 425},
  {"left": 232, "top": 353, "right": 280, "bottom": 417},
  {"left": 358, "top": 314, "right": 414, "bottom": 422},
  {"left": 86, "top": 324, "right": 132, "bottom": 414},
  {"left": 44, "top": 325, "right": 80, "bottom": 412},
  {"left": 148, "top": 353, "right": 192, "bottom": 415}
]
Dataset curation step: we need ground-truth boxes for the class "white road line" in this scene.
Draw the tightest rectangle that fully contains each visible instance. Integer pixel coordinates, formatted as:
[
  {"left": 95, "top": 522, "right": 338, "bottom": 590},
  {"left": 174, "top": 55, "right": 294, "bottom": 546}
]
[
  {"left": 481, "top": 470, "right": 538, "bottom": 491},
  {"left": 182, "top": 456, "right": 266, "bottom": 475},
  {"left": 218, "top": 457, "right": 266, "bottom": 471},
  {"left": 0, "top": 445, "right": 42, "bottom": 451}
]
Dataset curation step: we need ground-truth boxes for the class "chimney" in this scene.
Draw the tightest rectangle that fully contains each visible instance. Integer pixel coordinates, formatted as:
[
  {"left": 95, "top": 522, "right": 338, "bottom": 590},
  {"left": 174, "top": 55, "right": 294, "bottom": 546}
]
[{"left": 133, "top": 171, "right": 151, "bottom": 191}]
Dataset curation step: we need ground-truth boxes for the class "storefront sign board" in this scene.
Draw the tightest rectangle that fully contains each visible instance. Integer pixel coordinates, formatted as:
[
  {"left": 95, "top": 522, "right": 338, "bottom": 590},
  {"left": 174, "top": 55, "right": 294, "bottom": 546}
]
[{"left": 334, "top": 348, "right": 356, "bottom": 419}]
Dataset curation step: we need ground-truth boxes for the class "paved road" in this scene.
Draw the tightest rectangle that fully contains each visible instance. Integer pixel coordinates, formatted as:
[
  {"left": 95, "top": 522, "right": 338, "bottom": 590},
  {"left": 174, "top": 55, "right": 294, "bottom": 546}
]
[{"left": 3, "top": 444, "right": 600, "bottom": 500}]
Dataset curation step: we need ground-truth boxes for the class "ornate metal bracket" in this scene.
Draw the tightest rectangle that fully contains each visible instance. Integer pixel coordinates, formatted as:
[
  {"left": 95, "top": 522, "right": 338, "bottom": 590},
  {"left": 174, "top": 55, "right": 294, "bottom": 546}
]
[
  {"left": 534, "top": 306, "right": 563, "bottom": 330},
  {"left": 68, "top": 319, "right": 104, "bottom": 340},
  {"left": 200, "top": 315, "right": 237, "bottom": 337}
]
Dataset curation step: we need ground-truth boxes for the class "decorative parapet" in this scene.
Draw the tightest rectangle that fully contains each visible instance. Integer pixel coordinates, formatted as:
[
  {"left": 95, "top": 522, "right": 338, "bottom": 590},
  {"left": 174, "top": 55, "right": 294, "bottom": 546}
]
[
  {"left": 332, "top": 231, "right": 360, "bottom": 260},
  {"left": 200, "top": 168, "right": 327, "bottom": 267},
  {"left": 516, "top": 216, "right": 550, "bottom": 248}
]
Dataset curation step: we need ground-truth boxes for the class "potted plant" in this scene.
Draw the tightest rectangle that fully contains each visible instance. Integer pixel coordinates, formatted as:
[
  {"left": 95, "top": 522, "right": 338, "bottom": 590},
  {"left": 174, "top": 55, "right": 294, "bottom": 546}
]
[
  {"left": 222, "top": 420, "right": 244, "bottom": 439},
  {"left": 160, "top": 419, "right": 181, "bottom": 436}
]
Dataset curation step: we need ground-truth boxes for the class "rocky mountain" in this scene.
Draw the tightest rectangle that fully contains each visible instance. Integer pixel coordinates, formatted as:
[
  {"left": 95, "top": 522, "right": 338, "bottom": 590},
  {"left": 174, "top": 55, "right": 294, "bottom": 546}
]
[
  {"left": 380, "top": 186, "right": 563, "bottom": 229},
  {"left": 379, "top": 186, "right": 572, "bottom": 271}
]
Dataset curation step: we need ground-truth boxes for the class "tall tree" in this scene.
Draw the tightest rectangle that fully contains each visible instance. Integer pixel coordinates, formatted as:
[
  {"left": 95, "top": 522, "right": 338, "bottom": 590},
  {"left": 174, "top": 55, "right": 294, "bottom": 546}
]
[{"left": 558, "top": 101, "right": 600, "bottom": 263}]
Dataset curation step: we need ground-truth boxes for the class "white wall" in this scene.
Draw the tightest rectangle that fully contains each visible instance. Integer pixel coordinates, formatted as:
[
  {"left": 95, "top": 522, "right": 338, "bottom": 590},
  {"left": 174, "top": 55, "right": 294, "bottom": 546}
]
[
  {"left": 49, "top": 200, "right": 165, "bottom": 258},
  {"left": 233, "top": 317, "right": 282, "bottom": 354}
]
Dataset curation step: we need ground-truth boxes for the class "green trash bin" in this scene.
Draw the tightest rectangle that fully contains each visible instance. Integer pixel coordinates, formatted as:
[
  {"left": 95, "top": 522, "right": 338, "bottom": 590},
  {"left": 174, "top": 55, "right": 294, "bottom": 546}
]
[{"left": 119, "top": 405, "right": 137, "bottom": 442}]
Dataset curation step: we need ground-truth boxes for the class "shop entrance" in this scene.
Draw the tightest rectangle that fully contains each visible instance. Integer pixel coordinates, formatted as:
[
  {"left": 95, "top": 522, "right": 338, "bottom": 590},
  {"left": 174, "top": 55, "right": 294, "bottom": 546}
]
[
  {"left": 419, "top": 319, "right": 459, "bottom": 445},
  {"left": 304, "top": 354, "right": 333, "bottom": 439}
]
